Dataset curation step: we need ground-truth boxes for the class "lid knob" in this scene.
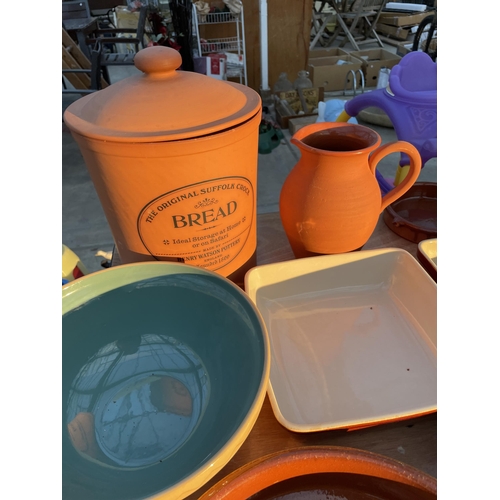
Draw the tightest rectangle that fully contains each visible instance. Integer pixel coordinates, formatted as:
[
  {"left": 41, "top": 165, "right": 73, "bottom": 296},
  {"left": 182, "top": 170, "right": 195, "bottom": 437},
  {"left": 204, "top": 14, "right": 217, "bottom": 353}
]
[{"left": 134, "top": 46, "right": 182, "bottom": 77}]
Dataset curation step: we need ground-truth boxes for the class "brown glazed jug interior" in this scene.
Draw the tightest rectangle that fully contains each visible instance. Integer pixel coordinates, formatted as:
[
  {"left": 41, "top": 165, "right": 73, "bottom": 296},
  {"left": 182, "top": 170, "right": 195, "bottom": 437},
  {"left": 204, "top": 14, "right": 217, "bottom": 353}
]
[{"left": 300, "top": 125, "right": 379, "bottom": 153}]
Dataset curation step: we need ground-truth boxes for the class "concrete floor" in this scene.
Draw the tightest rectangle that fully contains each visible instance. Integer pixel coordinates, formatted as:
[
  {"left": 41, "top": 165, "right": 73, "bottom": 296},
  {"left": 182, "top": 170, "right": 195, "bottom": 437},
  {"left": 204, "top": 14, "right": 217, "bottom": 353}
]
[{"left": 62, "top": 43, "right": 437, "bottom": 275}]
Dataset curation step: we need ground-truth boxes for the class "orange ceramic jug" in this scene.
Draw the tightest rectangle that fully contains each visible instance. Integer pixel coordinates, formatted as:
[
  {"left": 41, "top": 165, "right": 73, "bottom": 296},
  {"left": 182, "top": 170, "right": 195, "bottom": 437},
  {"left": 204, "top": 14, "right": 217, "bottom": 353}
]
[
  {"left": 279, "top": 122, "right": 422, "bottom": 257},
  {"left": 63, "top": 46, "right": 261, "bottom": 287}
]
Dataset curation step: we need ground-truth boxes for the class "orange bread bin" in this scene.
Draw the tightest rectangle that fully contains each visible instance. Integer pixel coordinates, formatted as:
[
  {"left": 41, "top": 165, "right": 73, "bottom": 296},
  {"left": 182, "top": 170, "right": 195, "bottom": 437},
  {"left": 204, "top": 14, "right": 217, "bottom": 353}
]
[{"left": 63, "top": 46, "right": 262, "bottom": 285}]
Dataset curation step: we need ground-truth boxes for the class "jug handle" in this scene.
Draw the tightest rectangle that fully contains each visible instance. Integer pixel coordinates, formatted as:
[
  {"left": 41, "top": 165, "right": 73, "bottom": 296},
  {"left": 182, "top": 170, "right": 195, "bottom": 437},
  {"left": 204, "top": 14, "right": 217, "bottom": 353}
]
[{"left": 368, "top": 141, "right": 422, "bottom": 213}]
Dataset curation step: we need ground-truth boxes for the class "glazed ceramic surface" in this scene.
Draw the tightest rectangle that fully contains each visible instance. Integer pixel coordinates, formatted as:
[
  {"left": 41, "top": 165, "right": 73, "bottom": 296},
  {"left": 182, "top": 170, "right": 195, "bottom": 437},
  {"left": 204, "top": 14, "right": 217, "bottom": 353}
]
[
  {"left": 63, "top": 47, "right": 262, "bottom": 285},
  {"left": 417, "top": 238, "right": 437, "bottom": 281},
  {"left": 383, "top": 182, "right": 437, "bottom": 244},
  {"left": 62, "top": 262, "right": 270, "bottom": 500},
  {"left": 199, "top": 446, "right": 437, "bottom": 499},
  {"left": 245, "top": 248, "right": 437, "bottom": 432},
  {"left": 279, "top": 122, "right": 421, "bottom": 257},
  {"left": 418, "top": 238, "right": 437, "bottom": 269}
]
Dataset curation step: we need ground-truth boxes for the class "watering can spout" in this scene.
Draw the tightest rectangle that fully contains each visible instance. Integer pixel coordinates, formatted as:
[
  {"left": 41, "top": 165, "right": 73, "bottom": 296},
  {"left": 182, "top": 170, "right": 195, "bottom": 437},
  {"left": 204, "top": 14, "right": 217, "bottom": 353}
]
[{"left": 336, "top": 110, "right": 351, "bottom": 123}]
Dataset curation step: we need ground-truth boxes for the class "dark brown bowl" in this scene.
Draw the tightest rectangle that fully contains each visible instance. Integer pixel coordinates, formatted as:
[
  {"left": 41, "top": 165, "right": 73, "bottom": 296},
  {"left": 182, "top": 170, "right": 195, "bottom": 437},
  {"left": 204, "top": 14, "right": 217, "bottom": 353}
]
[
  {"left": 198, "top": 446, "right": 437, "bottom": 500},
  {"left": 383, "top": 182, "right": 437, "bottom": 243}
]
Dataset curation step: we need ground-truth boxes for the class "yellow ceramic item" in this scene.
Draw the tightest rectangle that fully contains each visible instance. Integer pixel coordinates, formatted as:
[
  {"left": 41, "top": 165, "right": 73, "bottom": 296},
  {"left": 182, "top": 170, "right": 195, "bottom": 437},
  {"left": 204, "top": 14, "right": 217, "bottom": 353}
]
[{"left": 62, "top": 244, "right": 88, "bottom": 282}]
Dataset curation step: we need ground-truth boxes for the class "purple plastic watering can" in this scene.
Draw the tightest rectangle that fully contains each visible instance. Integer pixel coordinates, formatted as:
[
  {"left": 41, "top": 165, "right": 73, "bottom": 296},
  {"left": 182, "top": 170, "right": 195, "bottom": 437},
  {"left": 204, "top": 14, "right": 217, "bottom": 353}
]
[{"left": 337, "top": 52, "right": 437, "bottom": 194}]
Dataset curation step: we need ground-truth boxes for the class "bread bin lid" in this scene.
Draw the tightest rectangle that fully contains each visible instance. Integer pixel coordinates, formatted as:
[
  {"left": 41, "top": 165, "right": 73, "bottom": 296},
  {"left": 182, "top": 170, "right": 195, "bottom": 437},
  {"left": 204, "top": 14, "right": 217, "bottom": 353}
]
[{"left": 63, "top": 46, "right": 261, "bottom": 143}]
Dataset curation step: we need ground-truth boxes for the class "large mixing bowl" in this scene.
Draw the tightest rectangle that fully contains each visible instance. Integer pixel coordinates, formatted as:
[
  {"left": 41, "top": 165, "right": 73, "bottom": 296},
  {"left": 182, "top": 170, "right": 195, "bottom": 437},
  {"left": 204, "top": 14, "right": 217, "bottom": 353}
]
[{"left": 62, "top": 262, "right": 270, "bottom": 500}]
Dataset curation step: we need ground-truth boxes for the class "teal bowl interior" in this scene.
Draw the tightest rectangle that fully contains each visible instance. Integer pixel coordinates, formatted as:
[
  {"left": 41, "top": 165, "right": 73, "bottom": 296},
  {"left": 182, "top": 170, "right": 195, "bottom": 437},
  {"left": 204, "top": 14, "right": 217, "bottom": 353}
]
[{"left": 62, "top": 264, "right": 268, "bottom": 500}]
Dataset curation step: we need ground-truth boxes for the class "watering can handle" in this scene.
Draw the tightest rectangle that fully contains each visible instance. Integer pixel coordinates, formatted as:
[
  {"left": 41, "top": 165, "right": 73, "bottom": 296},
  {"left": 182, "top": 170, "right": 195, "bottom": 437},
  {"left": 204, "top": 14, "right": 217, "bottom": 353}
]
[{"left": 368, "top": 141, "right": 422, "bottom": 212}]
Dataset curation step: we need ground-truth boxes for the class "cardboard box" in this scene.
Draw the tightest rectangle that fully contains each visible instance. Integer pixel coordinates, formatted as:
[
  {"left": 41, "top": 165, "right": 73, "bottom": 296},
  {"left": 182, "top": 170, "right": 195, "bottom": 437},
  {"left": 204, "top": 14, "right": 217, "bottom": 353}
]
[
  {"left": 350, "top": 49, "right": 401, "bottom": 87},
  {"left": 276, "top": 88, "right": 324, "bottom": 130},
  {"left": 378, "top": 11, "right": 430, "bottom": 27},
  {"left": 377, "top": 23, "right": 415, "bottom": 41},
  {"left": 114, "top": 6, "right": 143, "bottom": 53},
  {"left": 288, "top": 115, "right": 319, "bottom": 134},
  {"left": 307, "top": 55, "right": 364, "bottom": 92},
  {"left": 308, "top": 47, "right": 349, "bottom": 60},
  {"left": 396, "top": 42, "right": 414, "bottom": 57},
  {"left": 278, "top": 88, "right": 320, "bottom": 114}
]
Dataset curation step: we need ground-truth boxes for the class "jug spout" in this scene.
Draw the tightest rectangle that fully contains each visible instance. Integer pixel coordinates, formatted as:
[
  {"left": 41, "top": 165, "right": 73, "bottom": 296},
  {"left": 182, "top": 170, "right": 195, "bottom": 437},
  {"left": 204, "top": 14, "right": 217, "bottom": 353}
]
[{"left": 291, "top": 121, "right": 341, "bottom": 147}]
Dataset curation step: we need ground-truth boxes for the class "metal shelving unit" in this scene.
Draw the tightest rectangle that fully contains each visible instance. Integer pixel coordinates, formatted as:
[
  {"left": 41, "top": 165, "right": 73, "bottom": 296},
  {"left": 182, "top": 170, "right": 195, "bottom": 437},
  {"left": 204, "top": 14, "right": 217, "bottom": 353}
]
[{"left": 192, "top": 6, "right": 247, "bottom": 85}]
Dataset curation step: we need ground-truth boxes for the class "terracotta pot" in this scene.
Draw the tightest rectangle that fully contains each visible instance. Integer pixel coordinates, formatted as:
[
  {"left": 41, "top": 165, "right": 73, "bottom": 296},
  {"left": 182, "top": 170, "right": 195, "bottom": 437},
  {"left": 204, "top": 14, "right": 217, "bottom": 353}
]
[
  {"left": 63, "top": 46, "right": 261, "bottom": 286},
  {"left": 199, "top": 446, "right": 437, "bottom": 499},
  {"left": 279, "top": 122, "right": 421, "bottom": 257}
]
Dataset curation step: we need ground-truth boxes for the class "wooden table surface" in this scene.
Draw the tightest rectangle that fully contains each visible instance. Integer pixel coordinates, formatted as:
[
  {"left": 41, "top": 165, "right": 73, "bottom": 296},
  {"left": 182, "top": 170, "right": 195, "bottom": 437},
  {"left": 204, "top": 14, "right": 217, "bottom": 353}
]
[{"left": 182, "top": 211, "right": 437, "bottom": 499}]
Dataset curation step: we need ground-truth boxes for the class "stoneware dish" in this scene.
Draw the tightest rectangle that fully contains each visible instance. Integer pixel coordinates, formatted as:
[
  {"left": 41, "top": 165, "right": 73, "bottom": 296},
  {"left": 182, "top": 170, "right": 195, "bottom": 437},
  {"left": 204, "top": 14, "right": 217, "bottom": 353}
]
[
  {"left": 383, "top": 182, "right": 437, "bottom": 243},
  {"left": 62, "top": 262, "right": 270, "bottom": 500},
  {"left": 245, "top": 248, "right": 437, "bottom": 432},
  {"left": 417, "top": 238, "right": 437, "bottom": 282},
  {"left": 199, "top": 446, "right": 437, "bottom": 499}
]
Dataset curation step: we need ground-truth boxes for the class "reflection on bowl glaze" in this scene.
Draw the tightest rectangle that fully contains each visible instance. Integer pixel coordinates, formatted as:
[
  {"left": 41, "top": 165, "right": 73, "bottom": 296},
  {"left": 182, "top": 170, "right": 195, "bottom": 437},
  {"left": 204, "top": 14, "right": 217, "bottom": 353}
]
[{"left": 66, "top": 333, "right": 210, "bottom": 469}]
